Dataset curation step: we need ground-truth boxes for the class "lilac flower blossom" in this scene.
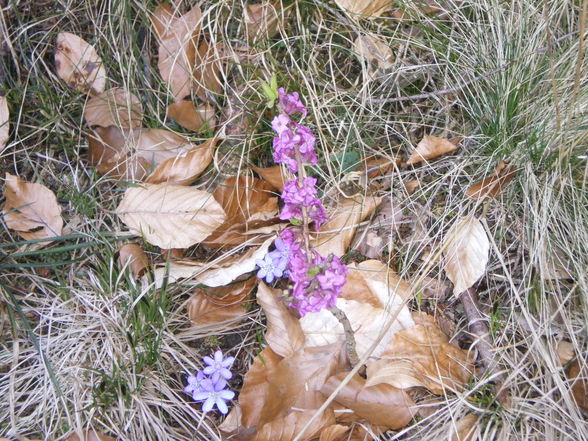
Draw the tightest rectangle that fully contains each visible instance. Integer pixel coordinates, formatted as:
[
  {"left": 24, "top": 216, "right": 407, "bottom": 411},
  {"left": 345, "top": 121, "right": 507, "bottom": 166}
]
[
  {"left": 256, "top": 252, "right": 285, "bottom": 284},
  {"left": 278, "top": 88, "right": 307, "bottom": 118},
  {"left": 202, "top": 350, "right": 234, "bottom": 384},
  {"left": 184, "top": 370, "right": 205, "bottom": 398},
  {"left": 193, "top": 378, "right": 235, "bottom": 415},
  {"left": 279, "top": 178, "right": 328, "bottom": 229}
]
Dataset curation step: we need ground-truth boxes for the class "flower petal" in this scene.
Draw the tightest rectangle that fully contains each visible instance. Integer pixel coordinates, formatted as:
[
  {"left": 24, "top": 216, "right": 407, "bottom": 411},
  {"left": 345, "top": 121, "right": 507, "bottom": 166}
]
[
  {"left": 184, "top": 385, "right": 195, "bottom": 394},
  {"left": 221, "top": 357, "right": 234, "bottom": 367},
  {"left": 203, "top": 356, "right": 214, "bottom": 365},
  {"left": 202, "top": 366, "right": 215, "bottom": 375},
  {"left": 202, "top": 396, "right": 214, "bottom": 413},
  {"left": 216, "top": 397, "right": 228, "bottom": 414},
  {"left": 193, "top": 391, "right": 209, "bottom": 401},
  {"left": 213, "top": 378, "right": 227, "bottom": 391},
  {"left": 218, "top": 389, "right": 235, "bottom": 400},
  {"left": 220, "top": 368, "right": 232, "bottom": 379}
]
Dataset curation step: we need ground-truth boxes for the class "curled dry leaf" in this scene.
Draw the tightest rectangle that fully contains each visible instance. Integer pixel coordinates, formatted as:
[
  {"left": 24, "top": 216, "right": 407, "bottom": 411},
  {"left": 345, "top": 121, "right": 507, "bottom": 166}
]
[
  {"left": 334, "top": 0, "right": 392, "bottom": 18},
  {"left": 256, "top": 282, "right": 305, "bottom": 358},
  {"left": 0, "top": 96, "right": 8, "bottom": 152},
  {"left": 145, "top": 138, "right": 217, "bottom": 185},
  {"left": 556, "top": 341, "right": 575, "bottom": 366},
  {"left": 312, "top": 193, "right": 382, "bottom": 257},
  {"left": 353, "top": 34, "right": 393, "bottom": 80},
  {"left": 251, "top": 165, "right": 291, "bottom": 192},
  {"left": 321, "top": 372, "right": 416, "bottom": 429},
  {"left": 319, "top": 424, "right": 350, "bottom": 441},
  {"left": 117, "top": 243, "right": 149, "bottom": 278},
  {"left": 244, "top": 2, "right": 290, "bottom": 42},
  {"left": 167, "top": 100, "right": 216, "bottom": 132},
  {"left": 301, "top": 260, "right": 414, "bottom": 359},
  {"left": 204, "top": 175, "right": 281, "bottom": 247},
  {"left": 152, "top": 4, "right": 201, "bottom": 100},
  {"left": 55, "top": 32, "right": 106, "bottom": 95},
  {"left": 465, "top": 160, "right": 516, "bottom": 200},
  {"left": 567, "top": 358, "right": 588, "bottom": 415},
  {"left": 83, "top": 88, "right": 143, "bottom": 128},
  {"left": 116, "top": 183, "right": 226, "bottom": 249},
  {"left": 86, "top": 126, "right": 196, "bottom": 182},
  {"left": 443, "top": 216, "right": 489, "bottom": 296},
  {"left": 366, "top": 313, "right": 472, "bottom": 394},
  {"left": 188, "top": 277, "right": 255, "bottom": 326},
  {"left": 404, "top": 135, "right": 461, "bottom": 166},
  {"left": 193, "top": 39, "right": 225, "bottom": 102},
  {"left": 450, "top": 413, "right": 479, "bottom": 441},
  {"left": 150, "top": 236, "right": 272, "bottom": 288},
  {"left": 2, "top": 173, "right": 63, "bottom": 241}
]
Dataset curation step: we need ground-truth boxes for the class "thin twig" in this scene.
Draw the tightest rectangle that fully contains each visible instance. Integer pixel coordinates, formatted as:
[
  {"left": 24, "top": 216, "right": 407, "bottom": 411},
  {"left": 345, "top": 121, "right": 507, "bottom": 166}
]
[{"left": 329, "top": 304, "right": 360, "bottom": 367}]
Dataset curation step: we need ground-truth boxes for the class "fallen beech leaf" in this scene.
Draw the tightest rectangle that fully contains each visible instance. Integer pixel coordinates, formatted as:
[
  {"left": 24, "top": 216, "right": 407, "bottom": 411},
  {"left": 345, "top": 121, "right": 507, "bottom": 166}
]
[
  {"left": 117, "top": 243, "right": 149, "bottom": 278},
  {"left": 312, "top": 194, "right": 382, "bottom": 257},
  {"left": 466, "top": 160, "right": 516, "bottom": 200},
  {"left": 193, "top": 39, "right": 224, "bottom": 102},
  {"left": 86, "top": 127, "right": 196, "bottom": 181},
  {"left": 334, "top": 0, "right": 391, "bottom": 17},
  {"left": 321, "top": 373, "right": 416, "bottom": 429},
  {"left": 443, "top": 216, "right": 489, "bottom": 295},
  {"left": 556, "top": 341, "right": 575, "bottom": 365},
  {"left": 366, "top": 313, "right": 472, "bottom": 394},
  {"left": 150, "top": 236, "right": 272, "bottom": 288},
  {"left": 3, "top": 173, "right": 63, "bottom": 241},
  {"left": 257, "top": 282, "right": 305, "bottom": 358},
  {"left": 251, "top": 165, "right": 291, "bottom": 192},
  {"left": 319, "top": 424, "right": 350, "bottom": 441},
  {"left": 567, "top": 359, "right": 588, "bottom": 415},
  {"left": 152, "top": 4, "right": 201, "bottom": 100},
  {"left": 404, "top": 135, "right": 461, "bottom": 166},
  {"left": 145, "top": 138, "right": 216, "bottom": 185},
  {"left": 204, "top": 175, "right": 281, "bottom": 247},
  {"left": 55, "top": 33, "right": 106, "bottom": 95},
  {"left": 188, "top": 277, "right": 255, "bottom": 326},
  {"left": 353, "top": 34, "right": 393, "bottom": 80},
  {"left": 244, "top": 3, "right": 290, "bottom": 42},
  {"left": 450, "top": 413, "right": 478, "bottom": 441},
  {"left": 167, "top": 100, "right": 216, "bottom": 132},
  {"left": 0, "top": 96, "right": 8, "bottom": 152},
  {"left": 65, "top": 430, "right": 116, "bottom": 441},
  {"left": 116, "top": 183, "right": 226, "bottom": 249},
  {"left": 84, "top": 88, "right": 143, "bottom": 128}
]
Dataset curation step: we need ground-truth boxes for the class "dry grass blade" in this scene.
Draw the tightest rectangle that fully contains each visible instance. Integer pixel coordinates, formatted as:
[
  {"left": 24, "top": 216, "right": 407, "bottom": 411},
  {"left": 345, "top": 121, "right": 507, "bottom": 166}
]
[
  {"left": 0, "top": 96, "right": 8, "bottom": 152},
  {"left": 83, "top": 88, "right": 143, "bottom": 128},
  {"left": 2, "top": 173, "right": 63, "bottom": 241},
  {"left": 54, "top": 32, "right": 106, "bottom": 95},
  {"left": 116, "top": 183, "right": 226, "bottom": 249}
]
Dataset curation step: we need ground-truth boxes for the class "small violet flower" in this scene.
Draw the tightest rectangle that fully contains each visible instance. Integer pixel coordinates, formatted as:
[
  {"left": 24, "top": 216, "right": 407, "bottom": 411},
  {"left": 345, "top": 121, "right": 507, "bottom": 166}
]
[
  {"left": 202, "top": 350, "right": 235, "bottom": 384},
  {"left": 184, "top": 370, "right": 205, "bottom": 398},
  {"left": 278, "top": 87, "right": 307, "bottom": 118},
  {"left": 255, "top": 252, "right": 284, "bottom": 284},
  {"left": 193, "top": 378, "right": 235, "bottom": 415}
]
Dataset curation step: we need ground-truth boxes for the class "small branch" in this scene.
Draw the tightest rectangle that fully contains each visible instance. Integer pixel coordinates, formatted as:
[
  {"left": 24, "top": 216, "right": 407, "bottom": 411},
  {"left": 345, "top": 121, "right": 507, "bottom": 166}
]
[{"left": 329, "top": 305, "right": 360, "bottom": 368}]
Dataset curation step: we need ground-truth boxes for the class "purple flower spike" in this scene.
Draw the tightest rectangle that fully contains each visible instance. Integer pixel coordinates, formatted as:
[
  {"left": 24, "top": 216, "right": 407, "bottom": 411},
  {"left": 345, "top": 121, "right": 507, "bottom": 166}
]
[
  {"left": 184, "top": 371, "right": 205, "bottom": 397},
  {"left": 255, "top": 252, "right": 284, "bottom": 284},
  {"left": 278, "top": 88, "right": 307, "bottom": 118},
  {"left": 202, "top": 350, "right": 234, "bottom": 383},
  {"left": 193, "top": 378, "right": 235, "bottom": 415}
]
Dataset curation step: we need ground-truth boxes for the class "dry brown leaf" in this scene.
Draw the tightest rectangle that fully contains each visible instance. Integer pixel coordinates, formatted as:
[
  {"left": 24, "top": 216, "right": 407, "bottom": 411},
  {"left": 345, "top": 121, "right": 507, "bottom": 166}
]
[
  {"left": 300, "top": 261, "right": 414, "bottom": 359},
  {"left": 167, "top": 100, "right": 216, "bottom": 132},
  {"left": 116, "top": 183, "right": 226, "bottom": 249},
  {"left": 244, "top": 3, "right": 290, "bottom": 42},
  {"left": 556, "top": 341, "right": 575, "bottom": 365},
  {"left": 366, "top": 313, "right": 472, "bottom": 394},
  {"left": 86, "top": 127, "right": 196, "bottom": 181},
  {"left": 83, "top": 88, "right": 143, "bottom": 128},
  {"left": 0, "top": 96, "right": 8, "bottom": 152},
  {"left": 188, "top": 277, "right": 255, "bottom": 326},
  {"left": 450, "top": 413, "right": 479, "bottom": 441},
  {"left": 321, "top": 372, "right": 416, "bottom": 429},
  {"left": 152, "top": 4, "right": 201, "bottom": 100},
  {"left": 2, "top": 173, "right": 63, "bottom": 241},
  {"left": 150, "top": 236, "right": 272, "bottom": 288},
  {"left": 466, "top": 160, "right": 516, "bottom": 200},
  {"left": 334, "top": 0, "right": 391, "bottom": 18},
  {"left": 117, "top": 243, "right": 148, "bottom": 278},
  {"left": 353, "top": 34, "right": 393, "bottom": 80},
  {"left": 65, "top": 430, "right": 116, "bottom": 441},
  {"left": 312, "top": 194, "right": 382, "bottom": 257},
  {"left": 567, "top": 359, "right": 588, "bottom": 415},
  {"left": 203, "top": 175, "right": 281, "bottom": 247},
  {"left": 193, "top": 39, "right": 224, "bottom": 102},
  {"left": 144, "top": 138, "right": 216, "bottom": 185},
  {"left": 256, "top": 282, "right": 305, "bottom": 358},
  {"left": 443, "top": 216, "right": 489, "bottom": 296},
  {"left": 404, "top": 135, "right": 461, "bottom": 166},
  {"left": 319, "top": 424, "right": 351, "bottom": 441},
  {"left": 55, "top": 33, "right": 106, "bottom": 95},
  {"left": 251, "top": 165, "right": 291, "bottom": 192}
]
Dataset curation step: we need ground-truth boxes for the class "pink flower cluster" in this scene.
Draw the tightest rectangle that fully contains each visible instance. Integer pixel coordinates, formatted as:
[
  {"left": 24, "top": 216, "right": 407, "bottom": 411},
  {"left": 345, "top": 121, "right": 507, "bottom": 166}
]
[{"left": 255, "top": 87, "right": 348, "bottom": 317}]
